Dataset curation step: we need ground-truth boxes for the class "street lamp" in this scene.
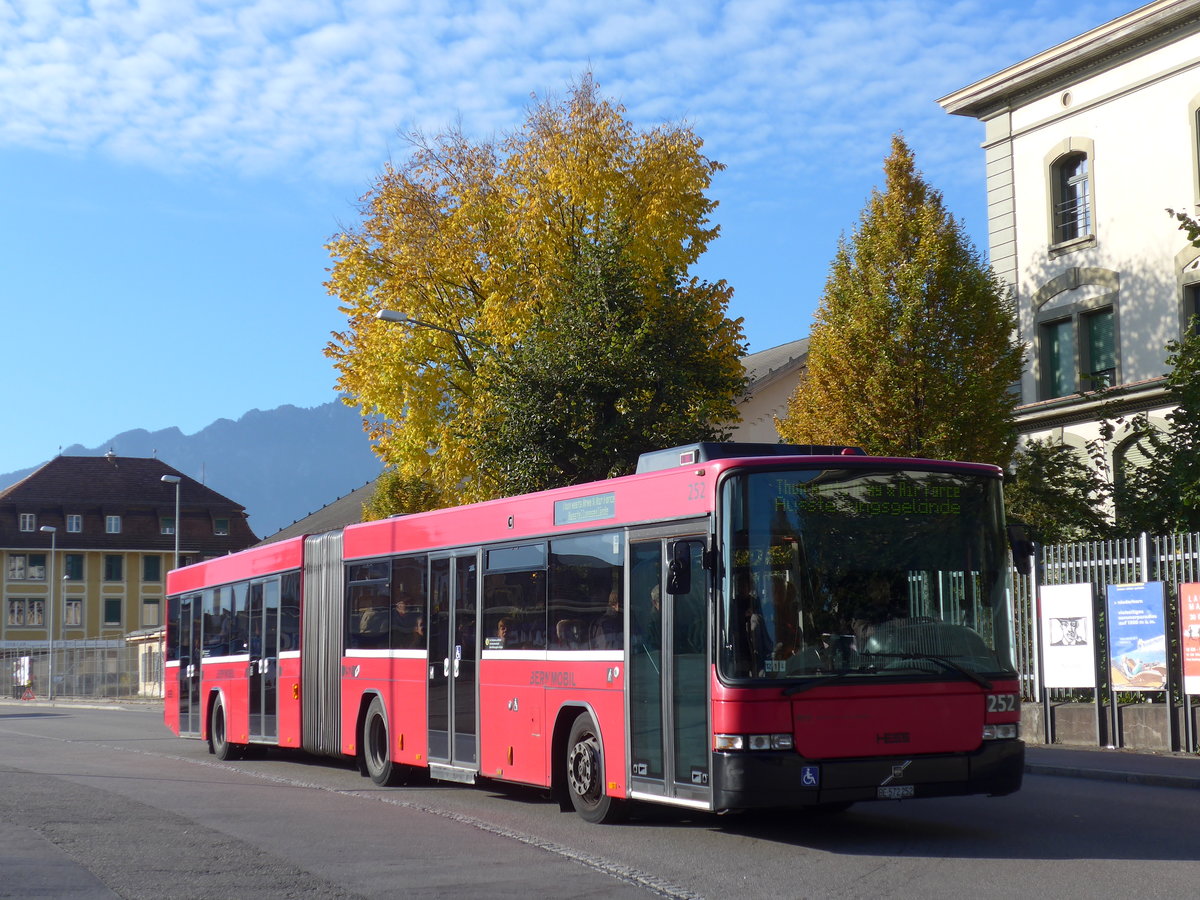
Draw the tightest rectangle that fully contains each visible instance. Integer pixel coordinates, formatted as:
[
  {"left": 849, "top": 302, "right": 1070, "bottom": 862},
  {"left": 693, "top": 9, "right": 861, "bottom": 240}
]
[
  {"left": 39, "top": 525, "right": 56, "bottom": 703},
  {"left": 376, "top": 309, "right": 468, "bottom": 339},
  {"left": 161, "top": 474, "right": 181, "bottom": 571},
  {"left": 375, "top": 309, "right": 494, "bottom": 374}
]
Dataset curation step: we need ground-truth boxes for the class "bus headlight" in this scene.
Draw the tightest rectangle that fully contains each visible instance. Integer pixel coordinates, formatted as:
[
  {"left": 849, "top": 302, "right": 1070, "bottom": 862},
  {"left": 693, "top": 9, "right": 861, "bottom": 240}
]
[
  {"left": 715, "top": 733, "right": 794, "bottom": 751},
  {"left": 982, "top": 723, "right": 1019, "bottom": 740}
]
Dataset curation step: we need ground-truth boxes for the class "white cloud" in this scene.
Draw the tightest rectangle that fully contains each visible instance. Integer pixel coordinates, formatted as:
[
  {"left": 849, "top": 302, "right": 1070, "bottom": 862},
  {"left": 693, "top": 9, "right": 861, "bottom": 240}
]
[{"left": 0, "top": 0, "right": 1136, "bottom": 187}]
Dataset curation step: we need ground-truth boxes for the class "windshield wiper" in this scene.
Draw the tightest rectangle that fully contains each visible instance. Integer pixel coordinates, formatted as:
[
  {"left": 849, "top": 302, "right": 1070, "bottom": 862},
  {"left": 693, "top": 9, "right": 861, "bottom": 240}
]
[
  {"left": 867, "top": 652, "right": 993, "bottom": 690},
  {"left": 781, "top": 666, "right": 876, "bottom": 696}
]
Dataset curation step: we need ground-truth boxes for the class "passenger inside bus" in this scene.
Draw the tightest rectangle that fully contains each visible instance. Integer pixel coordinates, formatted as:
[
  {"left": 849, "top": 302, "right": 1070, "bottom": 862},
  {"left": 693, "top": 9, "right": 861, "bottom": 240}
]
[
  {"left": 727, "top": 573, "right": 773, "bottom": 677},
  {"left": 588, "top": 589, "right": 622, "bottom": 650},
  {"left": 353, "top": 594, "right": 390, "bottom": 649},
  {"left": 555, "top": 617, "right": 587, "bottom": 649},
  {"left": 766, "top": 575, "right": 800, "bottom": 661},
  {"left": 409, "top": 615, "right": 426, "bottom": 649},
  {"left": 631, "top": 585, "right": 662, "bottom": 652},
  {"left": 495, "top": 617, "right": 513, "bottom": 648},
  {"left": 390, "top": 594, "right": 420, "bottom": 647}
]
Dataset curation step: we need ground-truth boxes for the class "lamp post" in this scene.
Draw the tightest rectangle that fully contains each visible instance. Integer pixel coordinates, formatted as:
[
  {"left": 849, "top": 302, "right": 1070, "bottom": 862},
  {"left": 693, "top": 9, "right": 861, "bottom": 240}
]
[
  {"left": 376, "top": 309, "right": 469, "bottom": 338},
  {"left": 161, "top": 474, "right": 181, "bottom": 571},
  {"left": 375, "top": 309, "right": 494, "bottom": 374},
  {"left": 39, "top": 525, "right": 56, "bottom": 703}
]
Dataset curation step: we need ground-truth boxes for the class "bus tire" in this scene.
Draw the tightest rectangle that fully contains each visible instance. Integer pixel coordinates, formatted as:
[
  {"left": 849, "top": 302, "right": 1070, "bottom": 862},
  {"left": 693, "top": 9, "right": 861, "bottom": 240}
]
[
  {"left": 210, "top": 698, "right": 241, "bottom": 761},
  {"left": 566, "top": 712, "right": 625, "bottom": 824},
  {"left": 364, "top": 696, "right": 403, "bottom": 787}
]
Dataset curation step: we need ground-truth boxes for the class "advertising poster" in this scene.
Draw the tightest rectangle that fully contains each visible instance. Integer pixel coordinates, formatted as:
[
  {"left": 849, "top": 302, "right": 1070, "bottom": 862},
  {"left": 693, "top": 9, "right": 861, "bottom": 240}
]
[
  {"left": 1106, "top": 582, "right": 1167, "bottom": 692},
  {"left": 1040, "top": 583, "right": 1096, "bottom": 688},
  {"left": 1180, "top": 583, "right": 1200, "bottom": 694}
]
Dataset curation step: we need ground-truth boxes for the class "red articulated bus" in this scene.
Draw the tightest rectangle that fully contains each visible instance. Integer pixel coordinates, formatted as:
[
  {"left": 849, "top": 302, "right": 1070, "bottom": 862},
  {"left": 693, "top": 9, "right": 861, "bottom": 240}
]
[{"left": 165, "top": 443, "right": 1024, "bottom": 823}]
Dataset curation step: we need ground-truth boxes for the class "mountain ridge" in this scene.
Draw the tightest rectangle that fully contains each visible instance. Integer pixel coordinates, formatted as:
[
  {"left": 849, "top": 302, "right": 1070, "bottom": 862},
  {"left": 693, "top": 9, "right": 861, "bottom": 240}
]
[{"left": 0, "top": 401, "right": 381, "bottom": 538}]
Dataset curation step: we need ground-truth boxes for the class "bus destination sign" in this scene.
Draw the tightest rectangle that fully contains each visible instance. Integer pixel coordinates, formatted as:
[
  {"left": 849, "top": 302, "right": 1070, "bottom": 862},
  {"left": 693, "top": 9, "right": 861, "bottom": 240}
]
[
  {"left": 554, "top": 492, "right": 616, "bottom": 525},
  {"left": 772, "top": 479, "right": 963, "bottom": 517}
]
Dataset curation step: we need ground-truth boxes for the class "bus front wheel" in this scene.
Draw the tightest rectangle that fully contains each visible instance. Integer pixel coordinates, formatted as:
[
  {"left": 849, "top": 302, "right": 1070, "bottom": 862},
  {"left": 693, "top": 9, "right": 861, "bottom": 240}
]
[{"left": 566, "top": 712, "right": 625, "bottom": 824}]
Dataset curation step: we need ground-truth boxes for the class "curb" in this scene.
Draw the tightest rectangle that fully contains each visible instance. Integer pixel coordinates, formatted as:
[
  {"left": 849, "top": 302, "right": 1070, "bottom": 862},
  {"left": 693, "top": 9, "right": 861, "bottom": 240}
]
[
  {"left": 0, "top": 698, "right": 161, "bottom": 713},
  {"left": 1025, "top": 761, "right": 1200, "bottom": 790}
]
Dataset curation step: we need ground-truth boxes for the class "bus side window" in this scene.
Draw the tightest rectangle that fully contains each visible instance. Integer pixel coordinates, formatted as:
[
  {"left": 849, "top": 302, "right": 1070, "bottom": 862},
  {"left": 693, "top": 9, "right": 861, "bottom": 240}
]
[
  {"left": 549, "top": 533, "right": 624, "bottom": 652},
  {"left": 390, "top": 556, "right": 427, "bottom": 651},
  {"left": 484, "top": 571, "right": 546, "bottom": 649},
  {"left": 231, "top": 583, "right": 248, "bottom": 653},
  {"left": 279, "top": 572, "right": 300, "bottom": 652}
]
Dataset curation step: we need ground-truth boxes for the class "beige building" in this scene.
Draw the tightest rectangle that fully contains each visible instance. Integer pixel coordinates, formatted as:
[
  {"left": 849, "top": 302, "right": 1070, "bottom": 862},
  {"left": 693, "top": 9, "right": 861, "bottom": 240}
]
[
  {"left": 733, "top": 337, "right": 808, "bottom": 443},
  {"left": 1, "top": 455, "right": 257, "bottom": 646},
  {"left": 939, "top": 1, "right": 1200, "bottom": 470}
]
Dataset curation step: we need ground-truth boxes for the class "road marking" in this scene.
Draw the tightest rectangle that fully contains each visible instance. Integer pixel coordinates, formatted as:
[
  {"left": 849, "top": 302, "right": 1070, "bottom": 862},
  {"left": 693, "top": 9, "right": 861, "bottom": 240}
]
[{"left": 1, "top": 723, "right": 701, "bottom": 900}]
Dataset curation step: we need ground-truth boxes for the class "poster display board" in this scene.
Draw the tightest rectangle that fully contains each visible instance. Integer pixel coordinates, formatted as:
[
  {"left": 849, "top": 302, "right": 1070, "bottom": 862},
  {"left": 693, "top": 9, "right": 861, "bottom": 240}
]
[
  {"left": 1179, "top": 583, "right": 1200, "bottom": 695},
  {"left": 1040, "top": 583, "right": 1096, "bottom": 689},
  {"left": 1106, "top": 582, "right": 1167, "bottom": 692}
]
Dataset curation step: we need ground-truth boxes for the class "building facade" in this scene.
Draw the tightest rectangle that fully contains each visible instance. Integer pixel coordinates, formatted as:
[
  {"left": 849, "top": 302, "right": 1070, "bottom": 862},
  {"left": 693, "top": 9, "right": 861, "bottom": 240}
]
[
  {"left": 0, "top": 455, "right": 257, "bottom": 645},
  {"left": 734, "top": 337, "right": 809, "bottom": 443},
  {"left": 940, "top": 0, "right": 1200, "bottom": 468}
]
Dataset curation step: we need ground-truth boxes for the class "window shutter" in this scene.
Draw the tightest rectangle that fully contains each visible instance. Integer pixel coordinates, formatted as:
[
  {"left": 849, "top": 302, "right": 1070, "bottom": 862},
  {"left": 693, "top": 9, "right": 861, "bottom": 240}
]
[
  {"left": 1086, "top": 308, "right": 1115, "bottom": 388},
  {"left": 1044, "top": 319, "right": 1075, "bottom": 398}
]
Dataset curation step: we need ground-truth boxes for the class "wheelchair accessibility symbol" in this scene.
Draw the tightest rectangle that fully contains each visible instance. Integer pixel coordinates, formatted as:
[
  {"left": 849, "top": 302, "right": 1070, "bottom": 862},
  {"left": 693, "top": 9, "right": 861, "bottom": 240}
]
[{"left": 801, "top": 766, "right": 820, "bottom": 787}]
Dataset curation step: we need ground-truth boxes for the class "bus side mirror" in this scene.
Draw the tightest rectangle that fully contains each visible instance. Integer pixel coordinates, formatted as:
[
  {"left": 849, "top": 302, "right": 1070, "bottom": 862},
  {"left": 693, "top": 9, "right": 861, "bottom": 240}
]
[
  {"left": 1007, "top": 522, "right": 1034, "bottom": 576},
  {"left": 667, "top": 541, "right": 692, "bottom": 595}
]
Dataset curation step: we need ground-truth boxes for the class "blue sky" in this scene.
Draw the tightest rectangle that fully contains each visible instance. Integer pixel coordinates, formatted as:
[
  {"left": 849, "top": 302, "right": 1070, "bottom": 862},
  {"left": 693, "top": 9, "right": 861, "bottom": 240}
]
[{"left": 0, "top": 0, "right": 1137, "bottom": 476}]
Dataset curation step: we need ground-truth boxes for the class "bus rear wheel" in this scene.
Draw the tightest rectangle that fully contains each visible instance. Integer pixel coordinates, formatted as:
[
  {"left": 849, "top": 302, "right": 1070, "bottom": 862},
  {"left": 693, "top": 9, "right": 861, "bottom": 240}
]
[
  {"left": 566, "top": 712, "right": 625, "bottom": 824},
  {"left": 210, "top": 698, "right": 242, "bottom": 761},
  {"left": 364, "top": 696, "right": 404, "bottom": 787}
]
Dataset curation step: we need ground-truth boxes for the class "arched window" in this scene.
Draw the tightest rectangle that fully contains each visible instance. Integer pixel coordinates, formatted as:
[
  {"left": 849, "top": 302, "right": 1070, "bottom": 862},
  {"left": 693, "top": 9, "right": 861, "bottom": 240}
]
[
  {"left": 1113, "top": 423, "right": 1166, "bottom": 512},
  {"left": 1032, "top": 268, "right": 1120, "bottom": 400},
  {"left": 1052, "top": 152, "right": 1091, "bottom": 244}
]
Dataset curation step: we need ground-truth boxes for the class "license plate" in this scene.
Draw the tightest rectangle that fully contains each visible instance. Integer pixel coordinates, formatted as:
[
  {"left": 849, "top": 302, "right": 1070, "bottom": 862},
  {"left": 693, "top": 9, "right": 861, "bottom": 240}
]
[{"left": 877, "top": 784, "right": 914, "bottom": 799}]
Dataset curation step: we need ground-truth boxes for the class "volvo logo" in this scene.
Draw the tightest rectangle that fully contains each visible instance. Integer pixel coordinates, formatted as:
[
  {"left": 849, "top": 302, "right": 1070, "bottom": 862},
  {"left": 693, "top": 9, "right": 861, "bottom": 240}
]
[{"left": 880, "top": 760, "right": 913, "bottom": 786}]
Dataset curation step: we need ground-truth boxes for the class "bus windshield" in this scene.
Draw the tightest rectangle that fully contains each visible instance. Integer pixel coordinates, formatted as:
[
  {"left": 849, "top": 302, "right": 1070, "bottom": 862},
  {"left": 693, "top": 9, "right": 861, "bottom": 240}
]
[{"left": 718, "top": 466, "right": 1016, "bottom": 684}]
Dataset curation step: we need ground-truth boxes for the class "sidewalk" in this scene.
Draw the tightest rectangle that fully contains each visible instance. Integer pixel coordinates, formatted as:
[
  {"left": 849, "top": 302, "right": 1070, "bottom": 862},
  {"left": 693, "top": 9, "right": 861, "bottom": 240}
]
[
  {"left": 0, "top": 695, "right": 162, "bottom": 713},
  {"left": 1025, "top": 743, "right": 1200, "bottom": 790}
]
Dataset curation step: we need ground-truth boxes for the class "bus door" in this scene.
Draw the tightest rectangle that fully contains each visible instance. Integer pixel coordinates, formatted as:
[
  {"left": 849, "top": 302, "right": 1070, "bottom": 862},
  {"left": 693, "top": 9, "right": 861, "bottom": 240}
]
[
  {"left": 628, "top": 533, "right": 711, "bottom": 809},
  {"left": 248, "top": 578, "right": 281, "bottom": 741},
  {"left": 427, "top": 552, "right": 479, "bottom": 776},
  {"left": 178, "top": 593, "right": 200, "bottom": 736}
]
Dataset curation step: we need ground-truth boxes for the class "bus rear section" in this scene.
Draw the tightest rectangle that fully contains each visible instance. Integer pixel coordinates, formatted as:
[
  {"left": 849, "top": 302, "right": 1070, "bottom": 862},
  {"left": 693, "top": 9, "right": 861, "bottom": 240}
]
[{"left": 164, "top": 539, "right": 305, "bottom": 758}]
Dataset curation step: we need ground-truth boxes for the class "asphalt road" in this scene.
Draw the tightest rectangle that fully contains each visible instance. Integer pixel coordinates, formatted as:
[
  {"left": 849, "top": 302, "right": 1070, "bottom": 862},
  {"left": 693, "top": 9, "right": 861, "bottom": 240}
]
[{"left": 3, "top": 703, "right": 1198, "bottom": 899}]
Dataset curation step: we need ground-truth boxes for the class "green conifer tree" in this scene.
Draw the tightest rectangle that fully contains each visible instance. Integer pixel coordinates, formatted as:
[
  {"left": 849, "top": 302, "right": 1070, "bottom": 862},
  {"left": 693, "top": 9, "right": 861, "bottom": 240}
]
[{"left": 777, "top": 135, "right": 1024, "bottom": 467}]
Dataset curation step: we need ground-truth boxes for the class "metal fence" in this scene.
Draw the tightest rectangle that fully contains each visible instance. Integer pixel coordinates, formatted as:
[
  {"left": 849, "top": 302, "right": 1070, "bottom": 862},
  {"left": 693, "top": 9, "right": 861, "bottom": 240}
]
[
  {"left": 1014, "top": 531, "right": 1200, "bottom": 704},
  {"left": 4, "top": 640, "right": 163, "bottom": 701}
]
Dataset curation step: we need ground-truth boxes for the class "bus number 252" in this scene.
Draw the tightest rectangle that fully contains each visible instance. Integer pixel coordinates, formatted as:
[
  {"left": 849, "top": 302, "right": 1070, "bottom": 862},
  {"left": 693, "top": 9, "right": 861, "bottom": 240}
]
[{"left": 987, "top": 694, "right": 1017, "bottom": 713}]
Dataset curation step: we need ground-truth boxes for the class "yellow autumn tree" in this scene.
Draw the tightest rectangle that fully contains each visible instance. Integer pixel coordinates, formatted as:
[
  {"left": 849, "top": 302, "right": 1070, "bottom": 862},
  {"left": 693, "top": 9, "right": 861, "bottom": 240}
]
[
  {"left": 777, "top": 135, "right": 1024, "bottom": 467},
  {"left": 326, "top": 75, "right": 739, "bottom": 508}
]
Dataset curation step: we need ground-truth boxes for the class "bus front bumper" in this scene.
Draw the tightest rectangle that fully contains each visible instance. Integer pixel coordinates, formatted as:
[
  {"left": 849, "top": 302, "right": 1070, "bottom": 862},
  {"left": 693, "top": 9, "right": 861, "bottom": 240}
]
[{"left": 710, "top": 740, "right": 1024, "bottom": 811}]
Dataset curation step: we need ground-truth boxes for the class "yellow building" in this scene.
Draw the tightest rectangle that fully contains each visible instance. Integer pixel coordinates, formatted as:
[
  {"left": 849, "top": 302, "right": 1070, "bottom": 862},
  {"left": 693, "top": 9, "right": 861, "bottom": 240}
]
[{"left": 1, "top": 455, "right": 257, "bottom": 646}]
